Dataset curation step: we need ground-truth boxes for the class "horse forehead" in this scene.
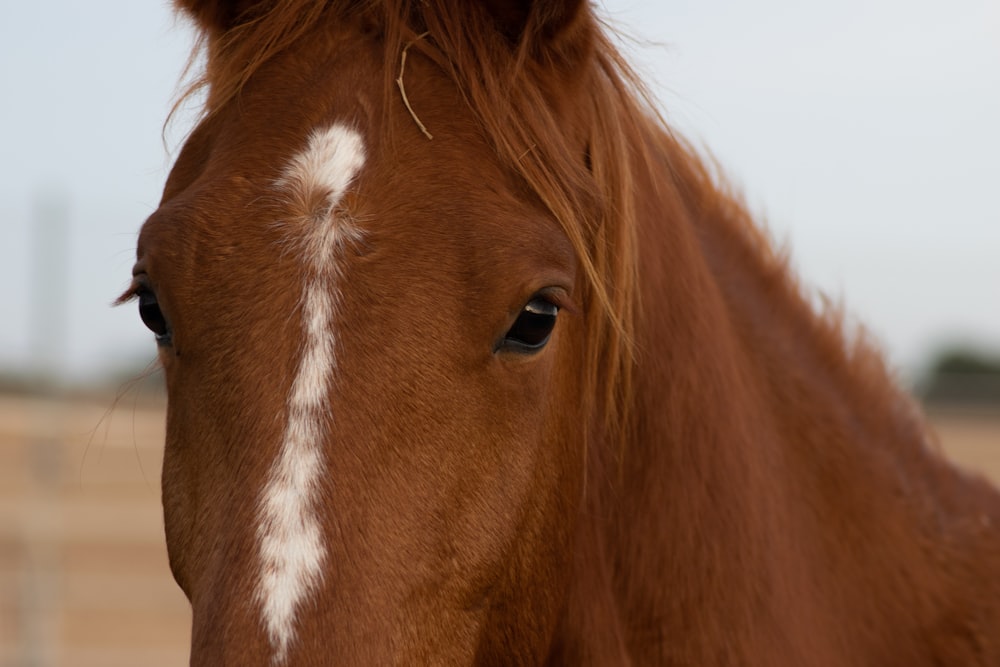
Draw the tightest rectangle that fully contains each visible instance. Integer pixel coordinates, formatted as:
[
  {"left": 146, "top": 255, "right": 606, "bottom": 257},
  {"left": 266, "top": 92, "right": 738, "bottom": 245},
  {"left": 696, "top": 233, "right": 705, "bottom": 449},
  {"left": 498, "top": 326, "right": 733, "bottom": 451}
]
[{"left": 147, "top": 122, "right": 368, "bottom": 226}]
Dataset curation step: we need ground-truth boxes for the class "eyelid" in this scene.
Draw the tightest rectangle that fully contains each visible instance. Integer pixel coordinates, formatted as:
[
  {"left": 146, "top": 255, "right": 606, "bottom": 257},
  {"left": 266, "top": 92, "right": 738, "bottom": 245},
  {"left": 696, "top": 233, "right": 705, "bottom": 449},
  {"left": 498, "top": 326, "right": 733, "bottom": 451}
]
[{"left": 535, "top": 286, "right": 578, "bottom": 316}]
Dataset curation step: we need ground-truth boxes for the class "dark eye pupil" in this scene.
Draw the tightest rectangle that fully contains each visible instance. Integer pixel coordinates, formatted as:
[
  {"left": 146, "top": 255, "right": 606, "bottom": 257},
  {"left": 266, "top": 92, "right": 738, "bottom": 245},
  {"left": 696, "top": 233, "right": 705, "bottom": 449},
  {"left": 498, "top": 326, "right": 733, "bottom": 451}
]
[
  {"left": 137, "top": 290, "right": 169, "bottom": 338},
  {"left": 505, "top": 298, "right": 558, "bottom": 350}
]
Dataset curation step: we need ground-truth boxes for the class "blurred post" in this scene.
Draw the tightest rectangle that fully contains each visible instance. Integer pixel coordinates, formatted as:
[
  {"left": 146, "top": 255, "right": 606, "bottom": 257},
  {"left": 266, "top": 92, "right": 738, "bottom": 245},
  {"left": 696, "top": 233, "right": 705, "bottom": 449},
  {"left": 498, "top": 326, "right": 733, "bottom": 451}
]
[
  {"left": 30, "top": 189, "right": 70, "bottom": 390},
  {"left": 18, "top": 188, "right": 71, "bottom": 666}
]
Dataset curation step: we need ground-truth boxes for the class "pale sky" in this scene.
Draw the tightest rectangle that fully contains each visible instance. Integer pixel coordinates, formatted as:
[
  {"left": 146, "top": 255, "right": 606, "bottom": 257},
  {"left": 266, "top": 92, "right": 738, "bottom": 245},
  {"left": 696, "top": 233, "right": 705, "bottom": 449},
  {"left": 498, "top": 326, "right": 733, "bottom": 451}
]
[{"left": 1, "top": 1, "right": 998, "bottom": 384}]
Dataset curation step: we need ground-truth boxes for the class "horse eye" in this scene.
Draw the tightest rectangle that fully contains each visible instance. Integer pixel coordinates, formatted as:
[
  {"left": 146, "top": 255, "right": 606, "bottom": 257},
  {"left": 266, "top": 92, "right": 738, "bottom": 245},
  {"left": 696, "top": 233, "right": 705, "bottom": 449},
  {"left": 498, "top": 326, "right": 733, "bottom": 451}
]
[
  {"left": 502, "top": 298, "right": 559, "bottom": 352},
  {"left": 137, "top": 287, "right": 171, "bottom": 343}
]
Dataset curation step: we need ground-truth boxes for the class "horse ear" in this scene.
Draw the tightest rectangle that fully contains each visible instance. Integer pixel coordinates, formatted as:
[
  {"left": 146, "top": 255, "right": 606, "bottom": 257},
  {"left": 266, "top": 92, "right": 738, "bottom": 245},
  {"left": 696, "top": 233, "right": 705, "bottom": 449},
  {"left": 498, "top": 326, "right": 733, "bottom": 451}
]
[
  {"left": 481, "top": 0, "right": 590, "bottom": 48},
  {"left": 174, "top": 0, "right": 272, "bottom": 35}
]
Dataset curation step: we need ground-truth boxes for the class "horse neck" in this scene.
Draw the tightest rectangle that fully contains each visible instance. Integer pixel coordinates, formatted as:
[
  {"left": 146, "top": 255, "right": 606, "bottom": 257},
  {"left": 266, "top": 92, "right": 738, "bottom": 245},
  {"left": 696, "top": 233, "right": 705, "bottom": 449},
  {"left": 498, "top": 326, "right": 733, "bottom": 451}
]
[{"left": 560, "top": 128, "right": 1000, "bottom": 664}]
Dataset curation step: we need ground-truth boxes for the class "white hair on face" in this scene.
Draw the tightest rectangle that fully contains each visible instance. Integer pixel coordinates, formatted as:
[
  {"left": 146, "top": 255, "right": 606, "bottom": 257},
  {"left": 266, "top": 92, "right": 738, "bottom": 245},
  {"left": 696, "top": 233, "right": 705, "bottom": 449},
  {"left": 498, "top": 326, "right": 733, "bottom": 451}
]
[{"left": 257, "top": 124, "right": 365, "bottom": 663}]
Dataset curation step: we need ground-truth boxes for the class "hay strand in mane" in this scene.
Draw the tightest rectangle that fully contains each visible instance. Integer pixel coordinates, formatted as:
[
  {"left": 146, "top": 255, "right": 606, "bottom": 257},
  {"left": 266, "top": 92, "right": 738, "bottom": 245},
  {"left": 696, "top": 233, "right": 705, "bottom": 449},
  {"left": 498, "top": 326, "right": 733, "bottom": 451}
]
[{"left": 396, "top": 31, "right": 434, "bottom": 140}]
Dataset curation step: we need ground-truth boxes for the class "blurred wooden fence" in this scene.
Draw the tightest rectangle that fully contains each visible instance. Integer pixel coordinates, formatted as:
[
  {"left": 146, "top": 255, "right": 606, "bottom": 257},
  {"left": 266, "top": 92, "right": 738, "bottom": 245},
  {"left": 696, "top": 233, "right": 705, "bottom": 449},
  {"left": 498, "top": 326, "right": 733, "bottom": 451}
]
[{"left": 0, "top": 393, "right": 188, "bottom": 667}]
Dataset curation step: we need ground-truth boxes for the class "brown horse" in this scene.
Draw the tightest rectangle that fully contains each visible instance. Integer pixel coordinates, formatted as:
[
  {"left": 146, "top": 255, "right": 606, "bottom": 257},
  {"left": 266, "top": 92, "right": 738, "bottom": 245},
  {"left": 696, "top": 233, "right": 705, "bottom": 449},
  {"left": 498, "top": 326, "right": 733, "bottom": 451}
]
[{"left": 120, "top": 1, "right": 1000, "bottom": 664}]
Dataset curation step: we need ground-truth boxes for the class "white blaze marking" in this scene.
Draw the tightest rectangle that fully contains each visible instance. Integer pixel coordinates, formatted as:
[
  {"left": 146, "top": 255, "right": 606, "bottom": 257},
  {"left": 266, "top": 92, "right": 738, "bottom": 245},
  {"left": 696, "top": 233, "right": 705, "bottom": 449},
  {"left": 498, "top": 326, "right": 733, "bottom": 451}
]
[{"left": 257, "top": 124, "right": 365, "bottom": 663}]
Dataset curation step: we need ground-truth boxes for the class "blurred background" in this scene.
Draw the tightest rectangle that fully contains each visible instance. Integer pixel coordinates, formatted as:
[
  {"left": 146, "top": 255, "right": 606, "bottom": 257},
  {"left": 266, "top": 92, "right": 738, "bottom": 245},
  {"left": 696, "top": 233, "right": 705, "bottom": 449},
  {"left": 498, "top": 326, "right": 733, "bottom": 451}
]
[{"left": 1, "top": 0, "right": 997, "bottom": 665}]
